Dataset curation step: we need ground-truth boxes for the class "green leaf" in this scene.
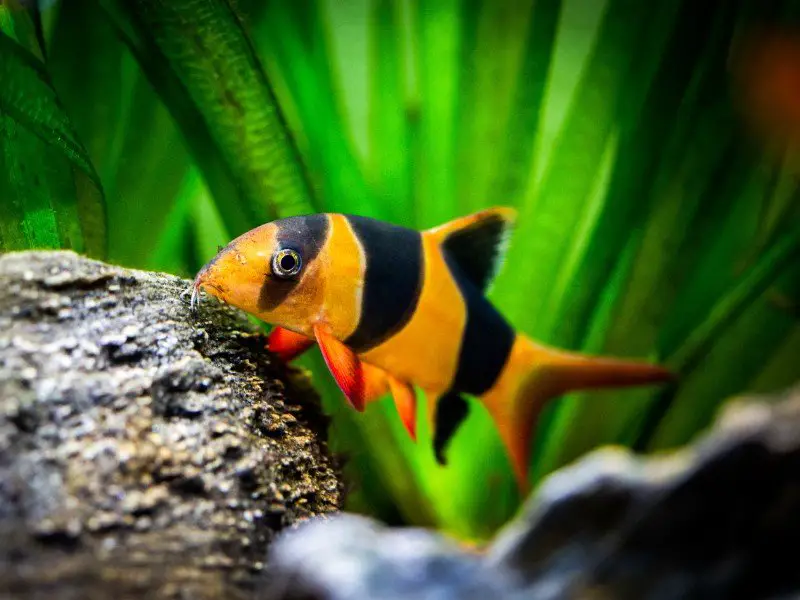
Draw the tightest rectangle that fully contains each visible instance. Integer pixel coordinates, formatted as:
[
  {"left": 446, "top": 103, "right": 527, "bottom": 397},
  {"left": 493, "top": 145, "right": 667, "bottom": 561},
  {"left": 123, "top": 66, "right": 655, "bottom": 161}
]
[
  {"left": 367, "top": 0, "right": 413, "bottom": 224},
  {"left": 144, "top": 173, "right": 199, "bottom": 277},
  {"left": 440, "top": 0, "right": 701, "bottom": 521},
  {"left": 247, "top": 0, "right": 377, "bottom": 217},
  {"left": 640, "top": 228, "right": 800, "bottom": 450},
  {"left": 0, "top": 26, "right": 106, "bottom": 256},
  {"left": 0, "top": 0, "right": 43, "bottom": 59},
  {"left": 535, "top": 0, "right": 730, "bottom": 351},
  {"left": 492, "top": 0, "right": 695, "bottom": 335},
  {"left": 490, "top": 0, "right": 561, "bottom": 210},
  {"left": 98, "top": 0, "right": 316, "bottom": 237},
  {"left": 48, "top": 0, "right": 195, "bottom": 267},
  {"left": 111, "top": 77, "right": 200, "bottom": 266},
  {"left": 524, "top": 0, "right": 743, "bottom": 485},
  {"left": 412, "top": 0, "right": 462, "bottom": 228},
  {"left": 748, "top": 326, "right": 800, "bottom": 393},
  {"left": 48, "top": 0, "right": 131, "bottom": 190},
  {"left": 452, "top": 0, "right": 537, "bottom": 214}
]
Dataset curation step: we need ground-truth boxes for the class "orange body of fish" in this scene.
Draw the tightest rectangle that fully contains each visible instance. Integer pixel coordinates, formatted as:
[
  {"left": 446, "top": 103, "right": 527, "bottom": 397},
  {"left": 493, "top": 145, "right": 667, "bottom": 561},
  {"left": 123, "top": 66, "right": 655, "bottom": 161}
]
[{"left": 192, "top": 208, "right": 673, "bottom": 492}]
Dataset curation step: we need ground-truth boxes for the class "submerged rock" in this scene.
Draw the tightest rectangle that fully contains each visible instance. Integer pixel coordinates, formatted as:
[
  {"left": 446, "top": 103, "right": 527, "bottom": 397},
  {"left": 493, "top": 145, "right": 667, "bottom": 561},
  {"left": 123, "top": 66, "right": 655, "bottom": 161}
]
[
  {"left": 0, "top": 251, "right": 343, "bottom": 599},
  {"left": 264, "top": 384, "right": 800, "bottom": 600},
  {"left": 262, "top": 513, "right": 516, "bottom": 600}
]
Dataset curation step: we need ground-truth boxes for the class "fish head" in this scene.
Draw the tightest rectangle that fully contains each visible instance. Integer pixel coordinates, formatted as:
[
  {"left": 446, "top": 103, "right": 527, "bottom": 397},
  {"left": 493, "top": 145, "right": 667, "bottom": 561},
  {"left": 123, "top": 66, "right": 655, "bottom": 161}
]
[{"left": 192, "top": 214, "right": 330, "bottom": 335}]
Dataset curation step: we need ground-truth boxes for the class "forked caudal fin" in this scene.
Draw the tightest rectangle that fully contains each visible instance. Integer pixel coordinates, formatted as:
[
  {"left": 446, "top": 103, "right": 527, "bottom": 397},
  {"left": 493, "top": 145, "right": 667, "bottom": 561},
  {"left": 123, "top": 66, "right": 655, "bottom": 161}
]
[{"left": 479, "top": 335, "right": 675, "bottom": 494}]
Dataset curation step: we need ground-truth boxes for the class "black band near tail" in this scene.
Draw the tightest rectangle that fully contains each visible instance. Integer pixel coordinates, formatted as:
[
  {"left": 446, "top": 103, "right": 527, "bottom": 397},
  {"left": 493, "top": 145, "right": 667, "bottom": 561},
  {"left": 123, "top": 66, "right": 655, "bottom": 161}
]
[{"left": 433, "top": 392, "right": 470, "bottom": 465}]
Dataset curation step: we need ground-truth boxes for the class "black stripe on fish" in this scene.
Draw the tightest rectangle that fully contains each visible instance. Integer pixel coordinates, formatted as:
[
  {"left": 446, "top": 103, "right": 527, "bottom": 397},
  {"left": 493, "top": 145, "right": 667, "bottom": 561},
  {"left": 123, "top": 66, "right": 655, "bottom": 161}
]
[
  {"left": 258, "top": 214, "right": 330, "bottom": 311},
  {"left": 344, "top": 215, "right": 424, "bottom": 353},
  {"left": 444, "top": 252, "right": 515, "bottom": 396}
]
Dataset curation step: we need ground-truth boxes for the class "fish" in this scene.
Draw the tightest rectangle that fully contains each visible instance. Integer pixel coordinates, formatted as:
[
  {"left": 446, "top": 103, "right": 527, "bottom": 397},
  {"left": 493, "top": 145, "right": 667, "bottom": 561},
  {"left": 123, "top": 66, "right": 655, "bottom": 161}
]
[{"left": 191, "top": 208, "right": 674, "bottom": 492}]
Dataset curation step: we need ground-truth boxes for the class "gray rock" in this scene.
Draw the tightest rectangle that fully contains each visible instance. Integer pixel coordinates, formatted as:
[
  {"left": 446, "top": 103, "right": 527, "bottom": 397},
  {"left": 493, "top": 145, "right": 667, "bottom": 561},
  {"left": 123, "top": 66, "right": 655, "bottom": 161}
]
[
  {"left": 260, "top": 513, "right": 517, "bottom": 600},
  {"left": 265, "top": 384, "right": 800, "bottom": 600},
  {"left": 0, "top": 250, "right": 343, "bottom": 599}
]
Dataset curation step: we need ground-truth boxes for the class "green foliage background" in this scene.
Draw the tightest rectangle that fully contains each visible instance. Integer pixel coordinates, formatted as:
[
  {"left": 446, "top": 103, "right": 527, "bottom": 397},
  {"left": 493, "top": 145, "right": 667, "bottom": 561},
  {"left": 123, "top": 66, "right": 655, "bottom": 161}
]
[{"left": 1, "top": 0, "right": 798, "bottom": 540}]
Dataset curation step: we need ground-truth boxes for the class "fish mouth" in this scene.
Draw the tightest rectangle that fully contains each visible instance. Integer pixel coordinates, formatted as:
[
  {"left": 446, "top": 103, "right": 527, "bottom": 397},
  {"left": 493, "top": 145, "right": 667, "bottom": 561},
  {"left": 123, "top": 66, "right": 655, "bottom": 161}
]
[
  {"left": 190, "top": 271, "right": 205, "bottom": 313},
  {"left": 190, "top": 267, "right": 226, "bottom": 312}
]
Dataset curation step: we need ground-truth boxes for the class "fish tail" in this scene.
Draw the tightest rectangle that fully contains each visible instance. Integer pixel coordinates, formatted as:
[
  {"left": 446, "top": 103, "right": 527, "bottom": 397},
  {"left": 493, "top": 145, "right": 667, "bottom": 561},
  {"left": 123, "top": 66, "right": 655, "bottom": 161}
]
[{"left": 479, "top": 334, "right": 675, "bottom": 494}]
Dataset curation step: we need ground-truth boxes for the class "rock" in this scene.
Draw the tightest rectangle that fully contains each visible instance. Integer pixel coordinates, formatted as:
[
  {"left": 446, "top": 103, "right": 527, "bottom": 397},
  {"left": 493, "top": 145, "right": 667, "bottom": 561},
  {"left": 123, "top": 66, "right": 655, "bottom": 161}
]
[
  {"left": 263, "top": 384, "right": 800, "bottom": 600},
  {"left": 0, "top": 250, "right": 343, "bottom": 600},
  {"left": 261, "top": 513, "right": 516, "bottom": 600}
]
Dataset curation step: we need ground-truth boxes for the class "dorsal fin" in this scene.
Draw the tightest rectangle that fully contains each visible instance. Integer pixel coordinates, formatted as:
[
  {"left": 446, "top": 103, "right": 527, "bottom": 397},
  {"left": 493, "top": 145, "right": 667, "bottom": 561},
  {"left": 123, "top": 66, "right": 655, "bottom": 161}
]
[{"left": 427, "top": 207, "right": 516, "bottom": 292}]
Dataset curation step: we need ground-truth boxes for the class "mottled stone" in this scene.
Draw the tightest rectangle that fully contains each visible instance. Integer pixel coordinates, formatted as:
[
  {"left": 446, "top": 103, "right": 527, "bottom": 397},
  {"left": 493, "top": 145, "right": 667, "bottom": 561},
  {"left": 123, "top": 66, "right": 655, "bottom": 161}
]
[{"left": 0, "top": 250, "right": 343, "bottom": 600}]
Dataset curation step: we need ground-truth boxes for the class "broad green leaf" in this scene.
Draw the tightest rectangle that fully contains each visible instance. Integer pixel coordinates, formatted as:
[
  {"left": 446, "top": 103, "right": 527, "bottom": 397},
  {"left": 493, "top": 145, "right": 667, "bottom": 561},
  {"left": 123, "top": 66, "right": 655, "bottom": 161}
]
[
  {"left": 453, "top": 0, "right": 534, "bottom": 214},
  {"left": 48, "top": 0, "right": 131, "bottom": 189},
  {"left": 490, "top": 0, "right": 663, "bottom": 334},
  {"left": 48, "top": 0, "right": 195, "bottom": 267},
  {"left": 367, "top": 0, "right": 413, "bottom": 224},
  {"left": 0, "top": 0, "right": 42, "bottom": 59},
  {"left": 0, "top": 26, "right": 106, "bottom": 256},
  {"left": 0, "top": 115, "right": 70, "bottom": 250},
  {"left": 323, "top": 0, "right": 372, "bottom": 166},
  {"left": 111, "top": 76, "right": 200, "bottom": 267},
  {"left": 525, "top": 0, "right": 743, "bottom": 484},
  {"left": 412, "top": 0, "right": 462, "bottom": 228},
  {"left": 490, "top": 0, "right": 561, "bottom": 210},
  {"left": 248, "top": 0, "right": 378, "bottom": 217},
  {"left": 98, "top": 0, "right": 316, "bottom": 236},
  {"left": 145, "top": 173, "right": 199, "bottom": 277},
  {"left": 189, "top": 172, "right": 232, "bottom": 266},
  {"left": 646, "top": 255, "right": 800, "bottom": 450}
]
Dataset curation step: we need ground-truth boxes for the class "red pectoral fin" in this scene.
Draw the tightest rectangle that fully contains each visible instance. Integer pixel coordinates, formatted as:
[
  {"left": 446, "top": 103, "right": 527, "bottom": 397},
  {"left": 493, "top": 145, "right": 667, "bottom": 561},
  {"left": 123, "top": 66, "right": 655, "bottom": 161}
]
[
  {"left": 314, "top": 323, "right": 383, "bottom": 412},
  {"left": 268, "top": 327, "right": 314, "bottom": 362},
  {"left": 388, "top": 378, "right": 417, "bottom": 441}
]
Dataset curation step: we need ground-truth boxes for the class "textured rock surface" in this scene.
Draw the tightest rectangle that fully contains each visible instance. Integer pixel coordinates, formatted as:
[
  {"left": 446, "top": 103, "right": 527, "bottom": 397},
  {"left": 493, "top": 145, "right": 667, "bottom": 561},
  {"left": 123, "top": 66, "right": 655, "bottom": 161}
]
[
  {"left": 264, "top": 384, "right": 800, "bottom": 600},
  {"left": 0, "top": 250, "right": 343, "bottom": 599}
]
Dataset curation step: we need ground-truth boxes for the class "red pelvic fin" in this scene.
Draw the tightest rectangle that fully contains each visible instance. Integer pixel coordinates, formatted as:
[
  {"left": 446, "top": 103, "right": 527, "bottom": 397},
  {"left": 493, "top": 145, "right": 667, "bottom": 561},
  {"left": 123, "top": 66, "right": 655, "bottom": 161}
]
[
  {"left": 313, "top": 323, "right": 391, "bottom": 412},
  {"left": 267, "top": 326, "right": 314, "bottom": 362},
  {"left": 388, "top": 377, "right": 418, "bottom": 441}
]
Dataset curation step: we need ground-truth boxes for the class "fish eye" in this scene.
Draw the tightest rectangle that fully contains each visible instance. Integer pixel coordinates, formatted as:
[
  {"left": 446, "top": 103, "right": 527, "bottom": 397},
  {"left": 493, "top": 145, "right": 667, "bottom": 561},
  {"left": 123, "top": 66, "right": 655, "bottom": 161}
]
[{"left": 271, "top": 248, "right": 303, "bottom": 279}]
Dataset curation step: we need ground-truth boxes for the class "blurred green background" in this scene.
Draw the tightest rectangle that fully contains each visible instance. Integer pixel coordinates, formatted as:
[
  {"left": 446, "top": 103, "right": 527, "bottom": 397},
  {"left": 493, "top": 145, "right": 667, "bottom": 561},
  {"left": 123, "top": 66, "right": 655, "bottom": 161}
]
[{"left": 1, "top": 0, "right": 798, "bottom": 541}]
